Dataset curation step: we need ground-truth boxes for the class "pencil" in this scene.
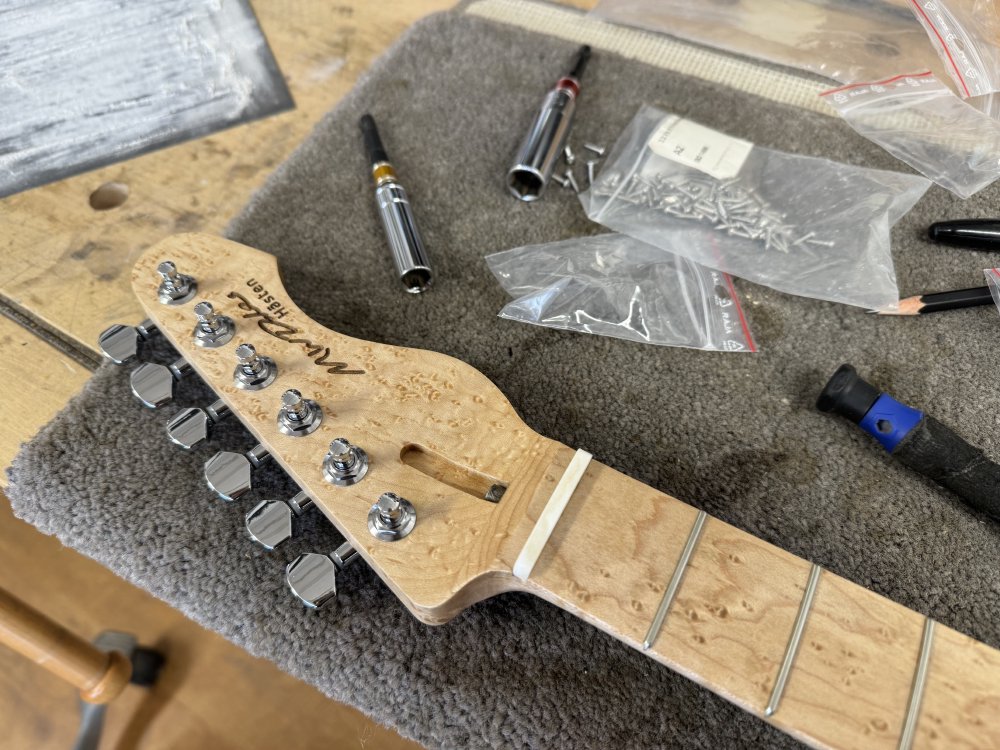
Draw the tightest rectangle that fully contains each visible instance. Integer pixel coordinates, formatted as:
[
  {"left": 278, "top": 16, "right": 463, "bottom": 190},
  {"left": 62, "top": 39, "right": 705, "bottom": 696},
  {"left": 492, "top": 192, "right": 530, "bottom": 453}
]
[{"left": 870, "top": 286, "right": 994, "bottom": 315}]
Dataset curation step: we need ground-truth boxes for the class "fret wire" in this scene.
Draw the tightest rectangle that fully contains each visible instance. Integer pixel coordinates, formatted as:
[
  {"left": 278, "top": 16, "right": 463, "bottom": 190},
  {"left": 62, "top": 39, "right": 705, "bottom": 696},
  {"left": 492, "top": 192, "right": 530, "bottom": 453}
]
[
  {"left": 765, "top": 563, "right": 822, "bottom": 717},
  {"left": 642, "top": 509, "right": 707, "bottom": 651},
  {"left": 898, "top": 617, "right": 935, "bottom": 750}
]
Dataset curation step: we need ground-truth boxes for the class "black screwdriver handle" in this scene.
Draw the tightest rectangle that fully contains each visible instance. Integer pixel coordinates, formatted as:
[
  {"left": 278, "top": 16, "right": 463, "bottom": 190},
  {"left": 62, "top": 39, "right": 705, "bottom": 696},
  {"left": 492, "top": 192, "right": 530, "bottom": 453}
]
[
  {"left": 928, "top": 219, "right": 1000, "bottom": 250},
  {"left": 818, "top": 364, "right": 1000, "bottom": 520},
  {"left": 895, "top": 416, "right": 1000, "bottom": 520}
]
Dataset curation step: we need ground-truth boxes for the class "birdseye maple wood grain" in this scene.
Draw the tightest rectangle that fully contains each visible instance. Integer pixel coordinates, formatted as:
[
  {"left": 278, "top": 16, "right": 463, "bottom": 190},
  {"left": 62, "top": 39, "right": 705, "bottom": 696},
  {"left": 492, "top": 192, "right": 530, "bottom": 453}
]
[{"left": 135, "top": 232, "right": 1000, "bottom": 750}]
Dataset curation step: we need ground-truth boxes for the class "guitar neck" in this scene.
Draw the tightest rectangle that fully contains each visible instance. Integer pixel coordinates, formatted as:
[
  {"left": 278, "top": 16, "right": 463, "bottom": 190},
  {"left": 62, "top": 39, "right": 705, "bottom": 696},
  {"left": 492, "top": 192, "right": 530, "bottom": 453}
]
[
  {"left": 122, "top": 234, "right": 999, "bottom": 750},
  {"left": 499, "top": 444, "right": 1000, "bottom": 749}
]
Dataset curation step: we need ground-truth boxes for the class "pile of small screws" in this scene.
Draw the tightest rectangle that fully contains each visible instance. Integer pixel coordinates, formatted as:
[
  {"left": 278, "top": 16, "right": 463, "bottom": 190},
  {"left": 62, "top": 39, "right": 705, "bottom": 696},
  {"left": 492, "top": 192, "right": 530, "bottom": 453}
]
[
  {"left": 589, "top": 170, "right": 833, "bottom": 254},
  {"left": 553, "top": 142, "right": 605, "bottom": 193}
]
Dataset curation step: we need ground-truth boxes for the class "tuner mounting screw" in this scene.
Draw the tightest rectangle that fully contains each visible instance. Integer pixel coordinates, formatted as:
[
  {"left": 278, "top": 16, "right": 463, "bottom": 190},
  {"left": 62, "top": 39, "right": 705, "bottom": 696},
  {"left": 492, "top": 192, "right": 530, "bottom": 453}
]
[
  {"left": 191, "top": 301, "right": 235, "bottom": 348},
  {"left": 157, "top": 261, "right": 197, "bottom": 305},
  {"left": 285, "top": 541, "right": 359, "bottom": 609},
  {"left": 322, "top": 438, "right": 368, "bottom": 486},
  {"left": 368, "top": 492, "right": 416, "bottom": 541},
  {"left": 277, "top": 389, "right": 323, "bottom": 436},
  {"left": 233, "top": 343, "right": 277, "bottom": 390}
]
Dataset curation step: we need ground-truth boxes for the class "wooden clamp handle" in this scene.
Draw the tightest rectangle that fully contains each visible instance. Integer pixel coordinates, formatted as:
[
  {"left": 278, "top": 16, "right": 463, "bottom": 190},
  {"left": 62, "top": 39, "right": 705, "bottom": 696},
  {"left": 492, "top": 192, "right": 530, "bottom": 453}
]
[{"left": 0, "top": 586, "right": 131, "bottom": 704}]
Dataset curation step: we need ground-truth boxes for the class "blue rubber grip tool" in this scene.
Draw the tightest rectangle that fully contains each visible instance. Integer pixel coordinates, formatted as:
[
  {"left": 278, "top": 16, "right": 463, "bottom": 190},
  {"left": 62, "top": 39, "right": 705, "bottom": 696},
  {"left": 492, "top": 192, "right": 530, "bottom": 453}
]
[{"left": 817, "top": 364, "right": 1000, "bottom": 520}]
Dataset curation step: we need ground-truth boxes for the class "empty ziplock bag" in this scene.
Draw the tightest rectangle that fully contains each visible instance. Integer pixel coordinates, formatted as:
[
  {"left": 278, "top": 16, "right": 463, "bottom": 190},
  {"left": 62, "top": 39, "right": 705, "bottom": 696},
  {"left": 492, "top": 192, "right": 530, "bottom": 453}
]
[
  {"left": 908, "top": 0, "right": 1000, "bottom": 98},
  {"left": 823, "top": 72, "right": 1000, "bottom": 198},
  {"left": 583, "top": 104, "right": 931, "bottom": 309},
  {"left": 591, "top": 0, "right": 947, "bottom": 86},
  {"left": 486, "top": 233, "right": 756, "bottom": 352}
]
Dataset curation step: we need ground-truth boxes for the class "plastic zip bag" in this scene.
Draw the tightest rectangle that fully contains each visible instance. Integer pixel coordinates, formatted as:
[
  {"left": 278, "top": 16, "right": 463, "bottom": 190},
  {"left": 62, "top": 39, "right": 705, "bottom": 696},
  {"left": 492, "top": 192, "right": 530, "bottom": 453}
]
[
  {"left": 582, "top": 104, "right": 931, "bottom": 309},
  {"left": 486, "top": 233, "right": 756, "bottom": 352},
  {"left": 907, "top": 0, "right": 1000, "bottom": 98},
  {"left": 590, "top": 0, "right": 949, "bottom": 85},
  {"left": 986, "top": 268, "right": 1000, "bottom": 313},
  {"left": 822, "top": 72, "right": 1000, "bottom": 198}
]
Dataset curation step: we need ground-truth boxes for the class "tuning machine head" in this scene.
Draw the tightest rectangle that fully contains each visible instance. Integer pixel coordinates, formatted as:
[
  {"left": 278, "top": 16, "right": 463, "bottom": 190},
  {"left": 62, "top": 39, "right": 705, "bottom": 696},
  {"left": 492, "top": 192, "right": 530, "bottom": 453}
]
[
  {"left": 368, "top": 492, "right": 416, "bottom": 541},
  {"left": 245, "top": 491, "right": 314, "bottom": 550},
  {"left": 277, "top": 389, "right": 323, "bottom": 436},
  {"left": 157, "top": 261, "right": 197, "bottom": 305},
  {"left": 191, "top": 302, "right": 235, "bottom": 348},
  {"left": 98, "top": 320, "right": 157, "bottom": 365},
  {"left": 233, "top": 344, "right": 277, "bottom": 390},
  {"left": 322, "top": 438, "right": 368, "bottom": 486},
  {"left": 166, "top": 399, "right": 231, "bottom": 450},
  {"left": 204, "top": 444, "right": 270, "bottom": 501},
  {"left": 286, "top": 541, "right": 358, "bottom": 609},
  {"left": 130, "top": 358, "right": 192, "bottom": 409}
]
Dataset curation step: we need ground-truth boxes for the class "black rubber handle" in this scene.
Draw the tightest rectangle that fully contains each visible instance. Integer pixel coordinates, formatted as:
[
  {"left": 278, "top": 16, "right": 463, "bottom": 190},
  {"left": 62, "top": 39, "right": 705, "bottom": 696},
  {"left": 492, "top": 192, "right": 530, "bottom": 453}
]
[
  {"left": 817, "top": 364, "right": 1000, "bottom": 520},
  {"left": 816, "top": 363, "right": 879, "bottom": 423},
  {"left": 893, "top": 416, "right": 1000, "bottom": 520},
  {"left": 928, "top": 219, "right": 1000, "bottom": 250}
]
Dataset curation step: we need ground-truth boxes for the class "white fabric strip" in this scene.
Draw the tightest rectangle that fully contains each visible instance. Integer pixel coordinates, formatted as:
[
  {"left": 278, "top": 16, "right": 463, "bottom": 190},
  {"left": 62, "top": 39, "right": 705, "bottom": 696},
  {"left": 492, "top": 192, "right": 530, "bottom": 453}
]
[
  {"left": 465, "top": 0, "right": 834, "bottom": 117},
  {"left": 513, "top": 448, "right": 593, "bottom": 580}
]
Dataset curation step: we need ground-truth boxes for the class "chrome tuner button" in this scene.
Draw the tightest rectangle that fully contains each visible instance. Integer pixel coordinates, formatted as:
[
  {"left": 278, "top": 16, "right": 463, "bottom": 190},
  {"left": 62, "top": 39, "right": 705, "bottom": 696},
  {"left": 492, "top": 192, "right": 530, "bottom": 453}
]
[
  {"left": 367, "top": 492, "right": 416, "bottom": 541},
  {"left": 245, "top": 491, "right": 314, "bottom": 550},
  {"left": 277, "top": 389, "right": 322, "bottom": 436},
  {"left": 322, "top": 438, "right": 369, "bottom": 486},
  {"left": 97, "top": 319, "right": 156, "bottom": 365},
  {"left": 204, "top": 444, "right": 270, "bottom": 502},
  {"left": 129, "top": 358, "right": 190, "bottom": 409},
  {"left": 157, "top": 261, "right": 197, "bottom": 305},
  {"left": 286, "top": 541, "right": 358, "bottom": 609},
  {"left": 233, "top": 343, "right": 277, "bottom": 390},
  {"left": 166, "top": 400, "right": 230, "bottom": 450},
  {"left": 166, "top": 408, "right": 210, "bottom": 450},
  {"left": 191, "top": 302, "right": 235, "bottom": 348},
  {"left": 245, "top": 500, "right": 293, "bottom": 550}
]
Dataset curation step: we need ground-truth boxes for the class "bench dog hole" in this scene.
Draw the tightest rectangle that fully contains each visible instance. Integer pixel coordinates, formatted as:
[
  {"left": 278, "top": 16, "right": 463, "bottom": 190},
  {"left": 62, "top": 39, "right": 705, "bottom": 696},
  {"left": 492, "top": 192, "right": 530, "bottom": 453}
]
[{"left": 89, "top": 182, "right": 130, "bottom": 210}]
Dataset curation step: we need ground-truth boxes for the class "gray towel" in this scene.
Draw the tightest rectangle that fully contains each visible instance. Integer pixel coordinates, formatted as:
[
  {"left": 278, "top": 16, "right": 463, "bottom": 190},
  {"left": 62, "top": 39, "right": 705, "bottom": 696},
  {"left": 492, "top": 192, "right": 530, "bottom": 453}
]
[{"left": 9, "top": 9, "right": 1000, "bottom": 749}]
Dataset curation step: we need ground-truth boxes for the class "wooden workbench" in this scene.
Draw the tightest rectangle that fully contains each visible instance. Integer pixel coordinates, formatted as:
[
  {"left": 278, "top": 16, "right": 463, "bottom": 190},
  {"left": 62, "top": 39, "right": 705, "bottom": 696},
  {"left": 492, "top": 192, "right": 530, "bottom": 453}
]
[
  {"left": 0, "top": 2, "right": 462, "bottom": 475},
  {"left": 0, "top": 3, "right": 455, "bottom": 747}
]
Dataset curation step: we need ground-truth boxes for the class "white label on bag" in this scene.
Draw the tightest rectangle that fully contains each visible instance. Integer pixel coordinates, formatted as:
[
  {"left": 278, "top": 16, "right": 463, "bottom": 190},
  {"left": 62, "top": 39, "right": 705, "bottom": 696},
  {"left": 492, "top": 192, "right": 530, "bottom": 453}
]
[{"left": 647, "top": 115, "right": 752, "bottom": 180}]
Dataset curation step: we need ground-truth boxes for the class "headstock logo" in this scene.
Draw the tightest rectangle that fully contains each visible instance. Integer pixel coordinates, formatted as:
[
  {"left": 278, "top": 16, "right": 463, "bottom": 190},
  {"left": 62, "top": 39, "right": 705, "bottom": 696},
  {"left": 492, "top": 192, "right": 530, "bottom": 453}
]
[{"left": 229, "top": 284, "right": 363, "bottom": 375}]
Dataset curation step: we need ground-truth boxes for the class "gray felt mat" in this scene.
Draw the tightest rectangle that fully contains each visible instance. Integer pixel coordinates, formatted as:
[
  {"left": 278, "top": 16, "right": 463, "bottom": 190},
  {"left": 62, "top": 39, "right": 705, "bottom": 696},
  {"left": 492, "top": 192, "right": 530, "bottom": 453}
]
[{"left": 9, "top": 8, "right": 1000, "bottom": 749}]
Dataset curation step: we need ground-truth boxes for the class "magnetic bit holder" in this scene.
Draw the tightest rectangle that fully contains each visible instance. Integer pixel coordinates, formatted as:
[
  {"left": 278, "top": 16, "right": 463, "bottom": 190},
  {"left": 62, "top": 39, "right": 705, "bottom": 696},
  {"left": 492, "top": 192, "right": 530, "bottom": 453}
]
[
  {"left": 506, "top": 44, "right": 591, "bottom": 202},
  {"left": 817, "top": 363, "right": 1000, "bottom": 519},
  {"left": 360, "top": 114, "right": 432, "bottom": 294}
]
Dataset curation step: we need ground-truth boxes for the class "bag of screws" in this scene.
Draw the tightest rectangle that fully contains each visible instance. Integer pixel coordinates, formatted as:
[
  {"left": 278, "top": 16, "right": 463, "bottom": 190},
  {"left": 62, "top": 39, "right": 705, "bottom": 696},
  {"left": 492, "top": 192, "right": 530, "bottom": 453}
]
[
  {"left": 486, "top": 232, "right": 756, "bottom": 352},
  {"left": 582, "top": 104, "right": 931, "bottom": 309}
]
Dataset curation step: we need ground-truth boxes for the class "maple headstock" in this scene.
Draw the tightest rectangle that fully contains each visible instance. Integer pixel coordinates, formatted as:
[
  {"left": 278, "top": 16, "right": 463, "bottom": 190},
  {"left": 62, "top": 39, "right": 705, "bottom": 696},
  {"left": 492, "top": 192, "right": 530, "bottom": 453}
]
[{"left": 106, "top": 232, "right": 572, "bottom": 624}]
